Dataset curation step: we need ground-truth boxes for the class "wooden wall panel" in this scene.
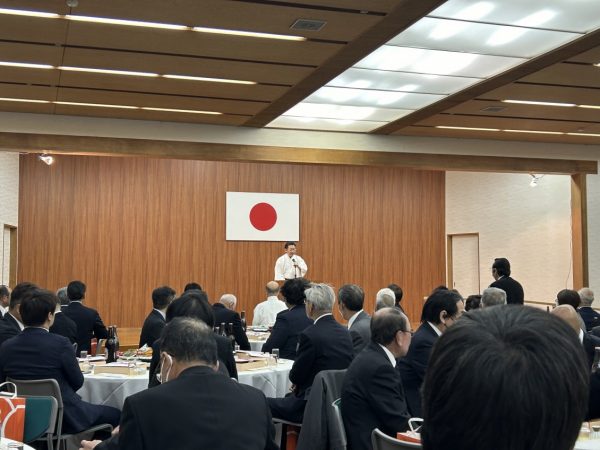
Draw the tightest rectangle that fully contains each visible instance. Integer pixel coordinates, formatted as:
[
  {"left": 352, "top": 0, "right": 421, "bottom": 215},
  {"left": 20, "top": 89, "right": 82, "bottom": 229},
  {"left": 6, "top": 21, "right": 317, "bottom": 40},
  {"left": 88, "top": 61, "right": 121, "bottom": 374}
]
[{"left": 18, "top": 154, "right": 445, "bottom": 328}]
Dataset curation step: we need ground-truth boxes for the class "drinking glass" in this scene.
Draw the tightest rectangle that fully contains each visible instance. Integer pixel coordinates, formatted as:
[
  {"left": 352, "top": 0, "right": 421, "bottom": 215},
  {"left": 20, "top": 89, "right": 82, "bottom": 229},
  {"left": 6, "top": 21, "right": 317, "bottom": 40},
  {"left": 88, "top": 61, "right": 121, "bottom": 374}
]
[
  {"left": 272, "top": 348, "right": 279, "bottom": 365},
  {"left": 80, "top": 350, "right": 88, "bottom": 359}
]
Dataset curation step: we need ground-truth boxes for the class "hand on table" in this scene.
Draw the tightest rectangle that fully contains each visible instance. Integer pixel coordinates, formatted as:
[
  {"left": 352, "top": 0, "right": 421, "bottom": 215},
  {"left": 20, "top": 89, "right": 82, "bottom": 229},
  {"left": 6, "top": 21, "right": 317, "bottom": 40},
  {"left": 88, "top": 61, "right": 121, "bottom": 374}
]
[{"left": 80, "top": 440, "right": 102, "bottom": 449}]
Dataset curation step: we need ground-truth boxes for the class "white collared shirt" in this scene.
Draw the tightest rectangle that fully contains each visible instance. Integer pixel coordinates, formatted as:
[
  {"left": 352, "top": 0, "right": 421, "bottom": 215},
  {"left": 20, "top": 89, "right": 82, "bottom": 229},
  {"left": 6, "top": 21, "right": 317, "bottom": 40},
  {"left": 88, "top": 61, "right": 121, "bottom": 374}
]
[
  {"left": 274, "top": 254, "right": 308, "bottom": 280},
  {"left": 153, "top": 308, "right": 166, "bottom": 320},
  {"left": 314, "top": 313, "right": 332, "bottom": 324},
  {"left": 379, "top": 344, "right": 397, "bottom": 367},
  {"left": 347, "top": 310, "right": 363, "bottom": 329},
  {"left": 9, "top": 313, "right": 25, "bottom": 331},
  {"left": 0, "top": 305, "right": 7, "bottom": 316},
  {"left": 428, "top": 321, "right": 443, "bottom": 337},
  {"left": 252, "top": 296, "right": 288, "bottom": 327}
]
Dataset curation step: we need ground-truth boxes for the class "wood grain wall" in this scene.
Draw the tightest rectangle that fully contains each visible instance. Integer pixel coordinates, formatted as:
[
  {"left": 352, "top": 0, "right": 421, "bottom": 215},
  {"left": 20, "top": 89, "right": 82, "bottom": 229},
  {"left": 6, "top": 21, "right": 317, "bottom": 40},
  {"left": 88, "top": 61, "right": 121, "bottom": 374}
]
[{"left": 18, "top": 154, "right": 445, "bottom": 328}]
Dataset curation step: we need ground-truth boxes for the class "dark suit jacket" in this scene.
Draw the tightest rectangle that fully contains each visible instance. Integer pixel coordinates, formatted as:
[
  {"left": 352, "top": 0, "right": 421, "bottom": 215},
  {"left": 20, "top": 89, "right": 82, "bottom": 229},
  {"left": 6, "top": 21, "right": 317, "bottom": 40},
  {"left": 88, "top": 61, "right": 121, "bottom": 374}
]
[
  {"left": 583, "top": 332, "right": 600, "bottom": 370},
  {"left": 579, "top": 307, "right": 600, "bottom": 332},
  {"left": 62, "top": 301, "right": 108, "bottom": 355},
  {"left": 148, "top": 333, "right": 237, "bottom": 387},
  {"left": 213, "top": 303, "right": 250, "bottom": 350},
  {"left": 138, "top": 309, "right": 165, "bottom": 348},
  {"left": 0, "top": 313, "right": 21, "bottom": 347},
  {"left": 290, "top": 314, "right": 354, "bottom": 397},
  {"left": 0, "top": 328, "right": 112, "bottom": 433},
  {"left": 587, "top": 370, "right": 600, "bottom": 420},
  {"left": 262, "top": 305, "right": 313, "bottom": 360},
  {"left": 349, "top": 311, "right": 371, "bottom": 355},
  {"left": 342, "top": 343, "right": 410, "bottom": 450},
  {"left": 490, "top": 276, "right": 524, "bottom": 305},
  {"left": 104, "top": 366, "right": 277, "bottom": 450},
  {"left": 397, "top": 321, "right": 439, "bottom": 417},
  {"left": 49, "top": 311, "right": 77, "bottom": 344}
]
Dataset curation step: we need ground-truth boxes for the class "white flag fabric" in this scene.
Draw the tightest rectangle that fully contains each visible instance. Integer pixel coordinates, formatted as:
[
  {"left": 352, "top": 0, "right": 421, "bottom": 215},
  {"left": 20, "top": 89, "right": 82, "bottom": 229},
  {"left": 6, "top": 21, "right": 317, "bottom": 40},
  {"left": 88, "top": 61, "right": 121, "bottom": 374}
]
[{"left": 226, "top": 192, "right": 300, "bottom": 241}]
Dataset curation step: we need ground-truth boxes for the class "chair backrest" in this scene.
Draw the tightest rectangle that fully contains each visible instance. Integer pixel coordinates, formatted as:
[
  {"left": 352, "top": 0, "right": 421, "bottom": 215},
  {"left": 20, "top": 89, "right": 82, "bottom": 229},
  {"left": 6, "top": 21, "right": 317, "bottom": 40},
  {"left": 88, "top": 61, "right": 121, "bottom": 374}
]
[
  {"left": 7, "top": 378, "right": 64, "bottom": 436},
  {"left": 371, "top": 428, "right": 422, "bottom": 450},
  {"left": 331, "top": 398, "right": 347, "bottom": 448},
  {"left": 23, "top": 395, "right": 58, "bottom": 442}
]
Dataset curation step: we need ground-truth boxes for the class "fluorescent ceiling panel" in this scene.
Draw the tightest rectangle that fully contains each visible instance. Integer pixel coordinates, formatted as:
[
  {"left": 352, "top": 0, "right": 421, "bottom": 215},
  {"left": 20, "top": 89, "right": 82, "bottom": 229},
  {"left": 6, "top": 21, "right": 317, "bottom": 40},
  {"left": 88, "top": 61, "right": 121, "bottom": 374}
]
[
  {"left": 328, "top": 68, "right": 481, "bottom": 95},
  {"left": 429, "top": 0, "right": 600, "bottom": 33},
  {"left": 304, "top": 87, "right": 444, "bottom": 109},
  {"left": 389, "top": 17, "right": 580, "bottom": 58},
  {"left": 355, "top": 46, "right": 525, "bottom": 78},
  {"left": 268, "top": 116, "right": 386, "bottom": 133},
  {"left": 284, "top": 103, "right": 412, "bottom": 122}
]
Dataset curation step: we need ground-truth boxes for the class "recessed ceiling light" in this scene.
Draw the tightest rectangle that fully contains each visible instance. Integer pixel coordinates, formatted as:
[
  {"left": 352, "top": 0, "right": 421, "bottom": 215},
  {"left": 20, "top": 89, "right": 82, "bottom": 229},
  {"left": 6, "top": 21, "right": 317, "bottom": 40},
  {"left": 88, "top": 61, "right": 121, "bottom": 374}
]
[
  {"left": 566, "top": 132, "right": 600, "bottom": 137},
  {"left": 448, "top": 2, "right": 495, "bottom": 21},
  {"left": 54, "top": 101, "right": 139, "bottom": 109},
  {"left": 0, "top": 97, "right": 50, "bottom": 103},
  {"left": 502, "top": 99, "right": 576, "bottom": 107},
  {"left": 141, "top": 107, "right": 222, "bottom": 115},
  {"left": 436, "top": 125, "right": 500, "bottom": 131},
  {"left": 59, "top": 66, "right": 159, "bottom": 77},
  {"left": 0, "top": 7, "right": 59, "bottom": 19},
  {"left": 163, "top": 74, "right": 256, "bottom": 84},
  {"left": 0, "top": 61, "right": 53, "bottom": 69},
  {"left": 578, "top": 104, "right": 600, "bottom": 109},
  {"left": 504, "top": 129, "right": 564, "bottom": 135},
  {"left": 192, "top": 26, "right": 305, "bottom": 41},
  {"left": 65, "top": 14, "right": 188, "bottom": 30}
]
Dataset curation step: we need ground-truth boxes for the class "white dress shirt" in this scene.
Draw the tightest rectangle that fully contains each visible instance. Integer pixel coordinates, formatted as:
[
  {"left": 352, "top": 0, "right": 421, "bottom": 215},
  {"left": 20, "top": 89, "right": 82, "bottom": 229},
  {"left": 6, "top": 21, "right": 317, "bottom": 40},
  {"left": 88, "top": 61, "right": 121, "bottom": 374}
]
[
  {"left": 274, "top": 254, "right": 308, "bottom": 281},
  {"left": 347, "top": 310, "right": 364, "bottom": 329},
  {"left": 427, "top": 321, "right": 443, "bottom": 337},
  {"left": 252, "top": 296, "right": 288, "bottom": 327},
  {"left": 378, "top": 344, "right": 397, "bottom": 367},
  {"left": 9, "top": 313, "right": 25, "bottom": 331},
  {"left": 0, "top": 305, "right": 7, "bottom": 317}
]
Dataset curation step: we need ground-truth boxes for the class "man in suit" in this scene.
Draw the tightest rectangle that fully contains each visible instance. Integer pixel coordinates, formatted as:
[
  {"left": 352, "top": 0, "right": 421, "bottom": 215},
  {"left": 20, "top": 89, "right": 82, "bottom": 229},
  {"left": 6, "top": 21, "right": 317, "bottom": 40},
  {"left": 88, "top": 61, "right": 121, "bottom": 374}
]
[
  {"left": 62, "top": 280, "right": 108, "bottom": 356},
  {"left": 213, "top": 293, "right": 250, "bottom": 350},
  {"left": 268, "top": 283, "right": 354, "bottom": 424},
  {"left": 579, "top": 288, "right": 600, "bottom": 332},
  {"left": 0, "top": 282, "right": 36, "bottom": 346},
  {"left": 262, "top": 278, "right": 313, "bottom": 360},
  {"left": 0, "top": 285, "right": 10, "bottom": 317},
  {"left": 398, "top": 289, "right": 464, "bottom": 417},
  {"left": 0, "top": 288, "right": 120, "bottom": 434},
  {"left": 338, "top": 284, "right": 371, "bottom": 355},
  {"left": 139, "top": 285, "right": 175, "bottom": 348},
  {"left": 83, "top": 318, "right": 277, "bottom": 450},
  {"left": 375, "top": 288, "right": 396, "bottom": 311},
  {"left": 49, "top": 289, "right": 77, "bottom": 344},
  {"left": 342, "top": 308, "right": 412, "bottom": 450},
  {"left": 489, "top": 257, "right": 524, "bottom": 304},
  {"left": 551, "top": 304, "right": 600, "bottom": 370},
  {"left": 422, "top": 306, "right": 588, "bottom": 450},
  {"left": 480, "top": 287, "right": 506, "bottom": 308}
]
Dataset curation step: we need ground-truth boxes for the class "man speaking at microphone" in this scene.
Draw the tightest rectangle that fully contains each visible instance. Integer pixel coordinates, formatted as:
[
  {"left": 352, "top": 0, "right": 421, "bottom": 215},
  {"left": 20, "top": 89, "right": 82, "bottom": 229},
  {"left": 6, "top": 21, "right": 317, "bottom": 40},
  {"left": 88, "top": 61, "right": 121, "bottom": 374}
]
[{"left": 274, "top": 242, "right": 308, "bottom": 281}]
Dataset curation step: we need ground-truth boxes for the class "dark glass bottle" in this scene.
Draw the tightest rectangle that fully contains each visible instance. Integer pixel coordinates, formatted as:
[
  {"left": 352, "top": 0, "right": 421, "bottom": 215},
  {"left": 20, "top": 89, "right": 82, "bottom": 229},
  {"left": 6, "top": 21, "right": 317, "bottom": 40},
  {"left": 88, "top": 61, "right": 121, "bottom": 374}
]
[
  {"left": 227, "top": 322, "right": 235, "bottom": 349},
  {"left": 240, "top": 311, "right": 247, "bottom": 332},
  {"left": 106, "top": 326, "right": 117, "bottom": 363}
]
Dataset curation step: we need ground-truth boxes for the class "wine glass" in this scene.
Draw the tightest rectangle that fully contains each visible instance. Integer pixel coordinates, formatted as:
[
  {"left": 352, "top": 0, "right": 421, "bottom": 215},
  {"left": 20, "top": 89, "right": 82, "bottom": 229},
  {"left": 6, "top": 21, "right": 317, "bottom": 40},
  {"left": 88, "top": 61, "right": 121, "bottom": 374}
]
[{"left": 271, "top": 348, "right": 279, "bottom": 365}]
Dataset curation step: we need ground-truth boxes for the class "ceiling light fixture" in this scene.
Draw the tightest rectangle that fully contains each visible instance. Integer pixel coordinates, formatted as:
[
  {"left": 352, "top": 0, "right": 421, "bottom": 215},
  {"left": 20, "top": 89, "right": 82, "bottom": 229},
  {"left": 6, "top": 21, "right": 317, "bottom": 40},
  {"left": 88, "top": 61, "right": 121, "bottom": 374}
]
[
  {"left": 0, "top": 61, "right": 53, "bottom": 69},
  {"left": 163, "top": 74, "right": 256, "bottom": 84},
  {"left": 578, "top": 104, "right": 600, "bottom": 109},
  {"left": 502, "top": 99, "right": 575, "bottom": 107},
  {"left": 54, "top": 101, "right": 139, "bottom": 109},
  {"left": 0, "top": 7, "right": 60, "bottom": 18},
  {"left": 65, "top": 14, "right": 188, "bottom": 30},
  {"left": 38, "top": 154, "right": 55, "bottom": 165},
  {"left": 59, "top": 66, "right": 159, "bottom": 77},
  {"left": 140, "top": 107, "right": 222, "bottom": 114},
  {"left": 504, "top": 129, "right": 564, "bottom": 135},
  {"left": 436, "top": 125, "right": 500, "bottom": 131},
  {"left": 0, "top": 97, "right": 50, "bottom": 103},
  {"left": 567, "top": 132, "right": 600, "bottom": 137},
  {"left": 192, "top": 26, "right": 305, "bottom": 41}
]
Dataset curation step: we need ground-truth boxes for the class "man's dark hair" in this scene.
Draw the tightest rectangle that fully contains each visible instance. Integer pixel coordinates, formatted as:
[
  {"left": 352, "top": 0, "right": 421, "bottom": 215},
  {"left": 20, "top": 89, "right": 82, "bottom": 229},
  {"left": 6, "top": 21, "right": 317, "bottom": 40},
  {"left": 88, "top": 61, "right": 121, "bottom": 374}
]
[
  {"left": 10, "top": 282, "right": 38, "bottom": 309},
  {"left": 493, "top": 258, "right": 511, "bottom": 277},
  {"left": 557, "top": 289, "right": 581, "bottom": 309},
  {"left": 152, "top": 286, "right": 176, "bottom": 310},
  {"left": 280, "top": 277, "right": 310, "bottom": 306},
  {"left": 67, "top": 280, "right": 86, "bottom": 301},
  {"left": 284, "top": 241, "right": 296, "bottom": 249},
  {"left": 338, "top": 284, "right": 364, "bottom": 312},
  {"left": 160, "top": 317, "right": 217, "bottom": 365},
  {"left": 0, "top": 285, "right": 9, "bottom": 298},
  {"left": 19, "top": 288, "right": 58, "bottom": 327},
  {"left": 388, "top": 283, "right": 403, "bottom": 306},
  {"left": 166, "top": 291, "right": 215, "bottom": 328},
  {"left": 465, "top": 295, "right": 482, "bottom": 311},
  {"left": 421, "top": 289, "right": 463, "bottom": 324},
  {"left": 184, "top": 282, "right": 202, "bottom": 292},
  {"left": 371, "top": 307, "right": 408, "bottom": 346},
  {"left": 422, "top": 306, "right": 588, "bottom": 450}
]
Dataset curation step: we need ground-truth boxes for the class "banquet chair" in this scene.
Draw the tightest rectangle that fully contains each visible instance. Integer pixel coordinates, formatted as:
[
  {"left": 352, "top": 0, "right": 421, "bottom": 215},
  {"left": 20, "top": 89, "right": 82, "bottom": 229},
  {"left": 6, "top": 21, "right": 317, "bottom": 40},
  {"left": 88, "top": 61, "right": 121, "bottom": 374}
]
[
  {"left": 371, "top": 428, "right": 422, "bottom": 449},
  {"left": 7, "top": 378, "right": 113, "bottom": 450},
  {"left": 23, "top": 395, "right": 58, "bottom": 450},
  {"left": 331, "top": 398, "right": 347, "bottom": 449}
]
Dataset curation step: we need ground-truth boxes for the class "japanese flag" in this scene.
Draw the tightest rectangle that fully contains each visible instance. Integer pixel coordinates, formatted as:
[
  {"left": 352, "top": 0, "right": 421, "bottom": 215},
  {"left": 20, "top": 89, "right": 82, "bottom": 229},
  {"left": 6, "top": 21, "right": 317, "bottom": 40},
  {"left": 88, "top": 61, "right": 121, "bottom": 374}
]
[{"left": 226, "top": 192, "right": 300, "bottom": 241}]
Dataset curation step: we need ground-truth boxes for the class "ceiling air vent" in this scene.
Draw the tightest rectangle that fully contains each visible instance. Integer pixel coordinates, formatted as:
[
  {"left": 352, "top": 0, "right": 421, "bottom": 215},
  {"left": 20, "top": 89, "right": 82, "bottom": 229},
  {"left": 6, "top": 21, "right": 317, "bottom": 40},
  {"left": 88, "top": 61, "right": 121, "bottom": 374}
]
[
  {"left": 480, "top": 106, "right": 506, "bottom": 113},
  {"left": 290, "top": 19, "right": 327, "bottom": 31}
]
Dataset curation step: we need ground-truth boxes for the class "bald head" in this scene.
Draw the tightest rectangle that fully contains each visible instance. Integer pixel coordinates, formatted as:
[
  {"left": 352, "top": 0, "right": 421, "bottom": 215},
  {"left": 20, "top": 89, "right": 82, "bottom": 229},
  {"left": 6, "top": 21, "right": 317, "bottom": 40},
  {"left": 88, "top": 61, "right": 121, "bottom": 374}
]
[
  {"left": 219, "top": 294, "right": 237, "bottom": 310},
  {"left": 265, "top": 281, "right": 279, "bottom": 297},
  {"left": 551, "top": 304, "right": 581, "bottom": 334}
]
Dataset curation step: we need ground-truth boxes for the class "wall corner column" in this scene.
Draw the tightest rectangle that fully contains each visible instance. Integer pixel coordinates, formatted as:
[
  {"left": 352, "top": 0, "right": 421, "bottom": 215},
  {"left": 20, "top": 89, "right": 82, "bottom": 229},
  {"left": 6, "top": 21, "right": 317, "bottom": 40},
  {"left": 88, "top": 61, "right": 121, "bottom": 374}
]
[{"left": 571, "top": 173, "right": 589, "bottom": 290}]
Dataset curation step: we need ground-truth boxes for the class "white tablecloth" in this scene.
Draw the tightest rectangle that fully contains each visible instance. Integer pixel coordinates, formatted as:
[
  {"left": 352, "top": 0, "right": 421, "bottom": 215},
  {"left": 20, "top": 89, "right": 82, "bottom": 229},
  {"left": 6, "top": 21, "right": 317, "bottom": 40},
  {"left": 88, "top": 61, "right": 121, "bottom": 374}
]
[
  {"left": 249, "top": 339, "right": 266, "bottom": 352},
  {"left": 237, "top": 359, "right": 293, "bottom": 398},
  {"left": 77, "top": 373, "right": 149, "bottom": 410},
  {"left": 574, "top": 439, "right": 600, "bottom": 449},
  {"left": 1, "top": 438, "right": 35, "bottom": 449}
]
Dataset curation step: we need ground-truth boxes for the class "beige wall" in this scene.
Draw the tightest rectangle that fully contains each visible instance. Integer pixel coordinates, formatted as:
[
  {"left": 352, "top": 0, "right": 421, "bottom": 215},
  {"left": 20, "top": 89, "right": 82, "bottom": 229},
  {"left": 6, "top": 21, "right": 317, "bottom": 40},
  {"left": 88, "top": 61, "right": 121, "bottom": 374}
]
[{"left": 0, "top": 151, "right": 18, "bottom": 285}]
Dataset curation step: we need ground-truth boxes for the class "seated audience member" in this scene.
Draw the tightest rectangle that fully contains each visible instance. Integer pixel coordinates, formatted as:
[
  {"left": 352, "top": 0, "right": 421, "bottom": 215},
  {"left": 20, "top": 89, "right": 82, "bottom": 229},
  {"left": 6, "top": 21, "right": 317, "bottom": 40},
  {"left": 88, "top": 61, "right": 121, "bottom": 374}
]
[
  {"left": 148, "top": 290, "right": 237, "bottom": 387},
  {"left": 556, "top": 289, "right": 586, "bottom": 331},
  {"left": 83, "top": 318, "right": 277, "bottom": 450},
  {"left": 375, "top": 288, "right": 395, "bottom": 311},
  {"left": 268, "top": 283, "right": 354, "bottom": 424},
  {"left": 588, "top": 369, "right": 600, "bottom": 420},
  {"left": 338, "top": 284, "right": 371, "bottom": 354},
  {"left": 184, "top": 282, "right": 202, "bottom": 292},
  {"left": 49, "top": 290, "right": 77, "bottom": 344},
  {"left": 0, "top": 289, "right": 120, "bottom": 434},
  {"left": 56, "top": 286, "right": 70, "bottom": 307},
  {"left": 388, "top": 283, "right": 405, "bottom": 313},
  {"left": 139, "top": 286, "right": 175, "bottom": 348},
  {"left": 398, "top": 289, "right": 464, "bottom": 417},
  {"left": 63, "top": 280, "right": 108, "bottom": 356},
  {"left": 253, "top": 281, "right": 287, "bottom": 327},
  {"left": 489, "top": 257, "right": 524, "bottom": 305},
  {"left": 551, "top": 304, "right": 600, "bottom": 370},
  {"left": 0, "top": 285, "right": 10, "bottom": 317},
  {"left": 213, "top": 293, "right": 250, "bottom": 350},
  {"left": 465, "top": 294, "right": 481, "bottom": 311},
  {"left": 481, "top": 287, "right": 507, "bottom": 308},
  {"left": 422, "top": 306, "right": 588, "bottom": 450},
  {"left": 262, "top": 278, "right": 313, "bottom": 360},
  {"left": 342, "top": 308, "right": 412, "bottom": 450},
  {"left": 0, "top": 282, "right": 36, "bottom": 346},
  {"left": 578, "top": 288, "right": 600, "bottom": 332}
]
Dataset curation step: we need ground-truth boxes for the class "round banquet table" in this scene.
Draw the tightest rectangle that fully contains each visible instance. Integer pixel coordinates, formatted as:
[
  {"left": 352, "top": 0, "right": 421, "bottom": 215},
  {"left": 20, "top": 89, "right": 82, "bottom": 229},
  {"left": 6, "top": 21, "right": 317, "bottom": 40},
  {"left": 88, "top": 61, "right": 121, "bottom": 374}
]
[
  {"left": 574, "top": 439, "right": 600, "bottom": 449},
  {"left": 0, "top": 438, "right": 35, "bottom": 449},
  {"left": 237, "top": 359, "right": 293, "bottom": 398}
]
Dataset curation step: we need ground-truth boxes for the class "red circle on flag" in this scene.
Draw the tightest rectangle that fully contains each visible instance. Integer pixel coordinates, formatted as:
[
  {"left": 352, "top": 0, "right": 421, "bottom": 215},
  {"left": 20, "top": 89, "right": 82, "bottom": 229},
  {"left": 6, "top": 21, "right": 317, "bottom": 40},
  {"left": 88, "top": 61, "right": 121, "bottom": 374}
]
[{"left": 249, "top": 202, "right": 278, "bottom": 231}]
